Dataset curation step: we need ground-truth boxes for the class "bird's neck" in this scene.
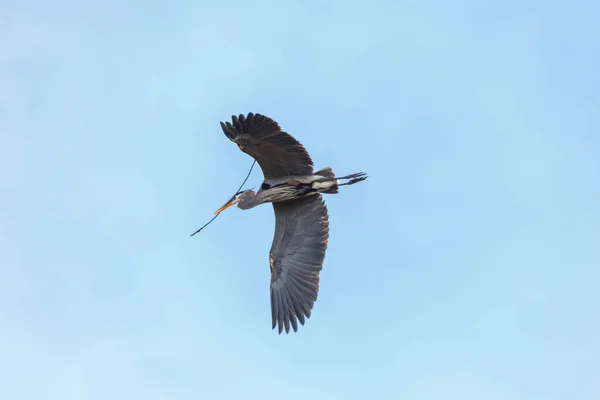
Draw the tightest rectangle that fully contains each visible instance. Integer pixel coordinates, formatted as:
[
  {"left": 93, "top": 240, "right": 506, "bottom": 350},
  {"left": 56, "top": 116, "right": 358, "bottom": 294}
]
[{"left": 238, "top": 192, "right": 263, "bottom": 210}]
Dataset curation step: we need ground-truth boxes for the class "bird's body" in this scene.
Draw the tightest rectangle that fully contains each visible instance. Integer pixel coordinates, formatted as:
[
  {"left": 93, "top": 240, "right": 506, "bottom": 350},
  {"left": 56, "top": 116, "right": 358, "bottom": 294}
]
[
  {"left": 217, "top": 169, "right": 366, "bottom": 213},
  {"left": 213, "top": 113, "right": 367, "bottom": 334}
]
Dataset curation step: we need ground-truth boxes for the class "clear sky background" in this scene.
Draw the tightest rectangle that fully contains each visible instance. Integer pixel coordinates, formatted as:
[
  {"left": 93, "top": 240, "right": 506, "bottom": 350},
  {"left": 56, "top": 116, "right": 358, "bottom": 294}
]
[{"left": 1, "top": 1, "right": 599, "bottom": 399}]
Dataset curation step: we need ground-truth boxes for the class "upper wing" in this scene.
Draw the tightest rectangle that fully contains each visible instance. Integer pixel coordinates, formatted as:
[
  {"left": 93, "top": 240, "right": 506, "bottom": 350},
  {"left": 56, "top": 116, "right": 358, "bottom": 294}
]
[
  {"left": 220, "top": 113, "right": 314, "bottom": 179},
  {"left": 269, "top": 194, "right": 329, "bottom": 334}
]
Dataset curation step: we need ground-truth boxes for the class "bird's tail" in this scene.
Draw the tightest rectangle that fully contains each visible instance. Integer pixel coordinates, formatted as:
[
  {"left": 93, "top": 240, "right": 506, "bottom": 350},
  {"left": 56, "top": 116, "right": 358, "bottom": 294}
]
[
  {"left": 312, "top": 169, "right": 368, "bottom": 194},
  {"left": 314, "top": 167, "right": 338, "bottom": 193},
  {"left": 314, "top": 167, "right": 335, "bottom": 179}
]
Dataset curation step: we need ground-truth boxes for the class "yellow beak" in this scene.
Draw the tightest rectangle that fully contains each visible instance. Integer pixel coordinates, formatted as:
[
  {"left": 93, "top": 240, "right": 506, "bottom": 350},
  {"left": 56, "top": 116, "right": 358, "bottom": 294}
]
[{"left": 214, "top": 198, "right": 236, "bottom": 215}]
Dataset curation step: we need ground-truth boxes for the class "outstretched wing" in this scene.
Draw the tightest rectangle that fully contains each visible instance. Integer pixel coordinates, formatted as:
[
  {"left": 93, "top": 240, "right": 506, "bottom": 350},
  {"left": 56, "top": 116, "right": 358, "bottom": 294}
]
[
  {"left": 220, "top": 113, "right": 314, "bottom": 179},
  {"left": 269, "top": 194, "right": 329, "bottom": 334}
]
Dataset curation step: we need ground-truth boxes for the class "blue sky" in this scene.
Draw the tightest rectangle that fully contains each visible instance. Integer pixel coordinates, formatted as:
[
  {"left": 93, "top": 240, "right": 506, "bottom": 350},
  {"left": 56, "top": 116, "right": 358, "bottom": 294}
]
[{"left": 1, "top": 0, "right": 599, "bottom": 399}]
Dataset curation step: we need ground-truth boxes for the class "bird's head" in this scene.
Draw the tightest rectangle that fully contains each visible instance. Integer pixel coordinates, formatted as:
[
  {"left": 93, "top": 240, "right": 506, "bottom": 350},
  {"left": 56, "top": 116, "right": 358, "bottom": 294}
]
[{"left": 214, "top": 189, "right": 254, "bottom": 214}]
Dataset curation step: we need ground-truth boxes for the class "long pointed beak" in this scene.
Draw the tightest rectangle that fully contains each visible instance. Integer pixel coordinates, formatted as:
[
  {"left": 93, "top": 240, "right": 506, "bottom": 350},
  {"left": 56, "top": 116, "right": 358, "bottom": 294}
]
[{"left": 214, "top": 198, "right": 236, "bottom": 215}]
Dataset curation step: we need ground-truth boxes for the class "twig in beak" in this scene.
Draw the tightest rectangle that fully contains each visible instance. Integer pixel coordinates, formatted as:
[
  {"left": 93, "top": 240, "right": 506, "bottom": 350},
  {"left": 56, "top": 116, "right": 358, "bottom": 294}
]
[{"left": 190, "top": 159, "right": 257, "bottom": 237}]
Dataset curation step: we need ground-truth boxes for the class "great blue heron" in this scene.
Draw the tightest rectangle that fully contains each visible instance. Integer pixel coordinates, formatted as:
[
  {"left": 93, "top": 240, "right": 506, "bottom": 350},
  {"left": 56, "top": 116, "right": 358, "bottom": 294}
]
[{"left": 214, "top": 113, "right": 367, "bottom": 334}]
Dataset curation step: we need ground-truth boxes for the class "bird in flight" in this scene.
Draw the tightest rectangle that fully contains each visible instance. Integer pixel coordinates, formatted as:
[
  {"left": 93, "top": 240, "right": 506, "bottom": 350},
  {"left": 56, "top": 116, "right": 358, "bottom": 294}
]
[{"left": 214, "top": 113, "right": 367, "bottom": 334}]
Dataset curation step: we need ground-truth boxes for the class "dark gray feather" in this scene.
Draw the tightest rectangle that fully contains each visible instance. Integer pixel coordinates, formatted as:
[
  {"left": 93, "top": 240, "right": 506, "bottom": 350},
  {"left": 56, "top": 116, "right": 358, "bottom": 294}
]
[
  {"left": 221, "top": 113, "right": 314, "bottom": 179},
  {"left": 269, "top": 194, "right": 329, "bottom": 334}
]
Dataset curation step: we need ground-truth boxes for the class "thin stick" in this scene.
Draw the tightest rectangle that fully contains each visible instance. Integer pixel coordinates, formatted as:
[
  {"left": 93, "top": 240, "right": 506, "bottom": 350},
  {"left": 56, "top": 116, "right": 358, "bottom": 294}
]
[
  {"left": 233, "top": 159, "right": 257, "bottom": 196},
  {"left": 189, "top": 213, "right": 219, "bottom": 237},
  {"left": 190, "top": 159, "right": 257, "bottom": 237}
]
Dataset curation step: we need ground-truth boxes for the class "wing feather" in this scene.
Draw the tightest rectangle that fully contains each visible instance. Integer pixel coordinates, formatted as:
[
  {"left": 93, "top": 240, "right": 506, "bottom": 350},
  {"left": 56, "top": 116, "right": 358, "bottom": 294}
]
[
  {"left": 270, "top": 288, "right": 277, "bottom": 330},
  {"left": 269, "top": 195, "right": 329, "bottom": 333},
  {"left": 220, "top": 113, "right": 314, "bottom": 179}
]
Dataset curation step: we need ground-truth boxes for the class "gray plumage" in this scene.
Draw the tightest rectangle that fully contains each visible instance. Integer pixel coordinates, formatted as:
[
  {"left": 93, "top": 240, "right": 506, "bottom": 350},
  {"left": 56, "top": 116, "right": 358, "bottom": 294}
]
[
  {"left": 221, "top": 113, "right": 314, "bottom": 179},
  {"left": 270, "top": 195, "right": 329, "bottom": 334},
  {"left": 216, "top": 112, "right": 367, "bottom": 334}
]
